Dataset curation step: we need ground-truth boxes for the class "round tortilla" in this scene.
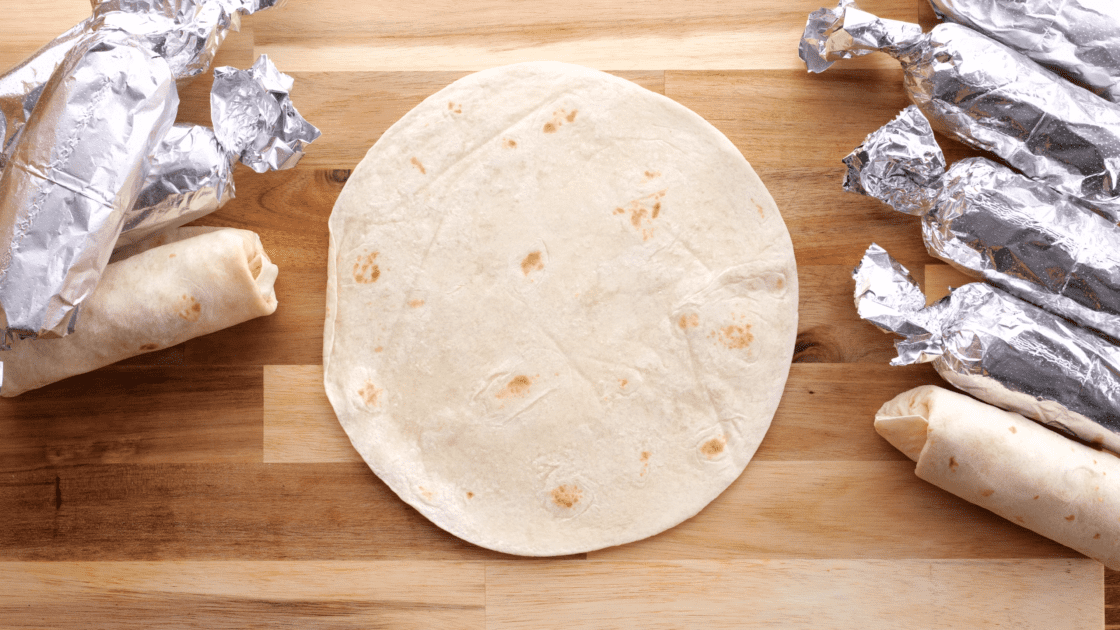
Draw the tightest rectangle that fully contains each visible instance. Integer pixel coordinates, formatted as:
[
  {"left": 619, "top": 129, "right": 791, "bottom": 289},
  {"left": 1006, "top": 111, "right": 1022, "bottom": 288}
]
[{"left": 324, "top": 61, "right": 798, "bottom": 556}]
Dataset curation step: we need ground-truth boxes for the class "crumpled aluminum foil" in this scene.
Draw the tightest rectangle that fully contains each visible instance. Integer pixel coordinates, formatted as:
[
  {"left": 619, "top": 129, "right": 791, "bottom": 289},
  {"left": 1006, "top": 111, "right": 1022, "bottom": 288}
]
[
  {"left": 928, "top": 0, "right": 1120, "bottom": 103},
  {"left": 846, "top": 105, "right": 1120, "bottom": 340},
  {"left": 854, "top": 243, "right": 1120, "bottom": 454},
  {"left": 0, "top": 0, "right": 289, "bottom": 342},
  {"left": 91, "top": 0, "right": 286, "bottom": 81},
  {"left": 801, "top": 0, "right": 1120, "bottom": 214},
  {"left": 211, "top": 54, "right": 321, "bottom": 173},
  {"left": 0, "top": 30, "right": 178, "bottom": 341},
  {"left": 117, "top": 54, "right": 320, "bottom": 248}
]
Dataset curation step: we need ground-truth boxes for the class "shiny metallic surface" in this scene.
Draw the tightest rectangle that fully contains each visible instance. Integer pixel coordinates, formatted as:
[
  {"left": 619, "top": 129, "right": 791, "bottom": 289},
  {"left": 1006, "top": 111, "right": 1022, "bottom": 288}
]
[
  {"left": 854, "top": 244, "right": 1120, "bottom": 453},
  {"left": 803, "top": 1, "right": 1120, "bottom": 210},
  {"left": 211, "top": 55, "right": 321, "bottom": 173},
  {"left": 847, "top": 105, "right": 1120, "bottom": 340},
  {"left": 929, "top": 0, "right": 1120, "bottom": 103},
  {"left": 0, "top": 31, "right": 178, "bottom": 340},
  {"left": 116, "top": 124, "right": 232, "bottom": 249}
]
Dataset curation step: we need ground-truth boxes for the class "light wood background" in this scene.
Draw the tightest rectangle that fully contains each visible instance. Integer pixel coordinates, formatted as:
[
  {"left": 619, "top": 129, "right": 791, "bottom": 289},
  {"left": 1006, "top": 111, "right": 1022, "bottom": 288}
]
[{"left": 1, "top": 1, "right": 1116, "bottom": 627}]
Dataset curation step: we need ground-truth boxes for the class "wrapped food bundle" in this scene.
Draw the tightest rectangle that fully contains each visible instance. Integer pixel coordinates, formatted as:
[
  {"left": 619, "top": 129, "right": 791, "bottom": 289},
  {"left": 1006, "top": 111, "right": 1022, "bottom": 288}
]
[
  {"left": 876, "top": 385, "right": 1120, "bottom": 570},
  {"left": 801, "top": 0, "right": 1120, "bottom": 216},
  {"left": 1, "top": 227, "right": 278, "bottom": 397},
  {"left": 0, "top": 0, "right": 314, "bottom": 342},
  {"left": 853, "top": 243, "right": 1120, "bottom": 454},
  {"left": 845, "top": 105, "right": 1120, "bottom": 340},
  {"left": 928, "top": 0, "right": 1120, "bottom": 103},
  {"left": 118, "top": 54, "right": 320, "bottom": 249}
]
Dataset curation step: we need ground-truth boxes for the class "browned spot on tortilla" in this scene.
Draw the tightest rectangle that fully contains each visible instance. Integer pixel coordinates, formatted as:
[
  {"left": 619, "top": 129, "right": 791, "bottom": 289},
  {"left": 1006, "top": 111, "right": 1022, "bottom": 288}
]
[
  {"left": 651, "top": 202, "right": 661, "bottom": 219},
  {"left": 1066, "top": 514, "right": 1076, "bottom": 521},
  {"left": 374, "top": 346, "right": 383, "bottom": 353},
  {"left": 1034, "top": 495, "right": 1040, "bottom": 500},
  {"left": 774, "top": 276, "right": 784, "bottom": 289},
  {"left": 503, "top": 138, "right": 517, "bottom": 148},
  {"left": 754, "top": 201, "right": 765, "bottom": 218},
  {"left": 644, "top": 170, "right": 660, "bottom": 179},
  {"left": 543, "top": 122, "right": 557, "bottom": 133},
  {"left": 410, "top": 157, "right": 426, "bottom": 174},
  {"left": 467, "top": 492, "right": 474, "bottom": 499},
  {"left": 712, "top": 324, "right": 754, "bottom": 350},
  {"left": 496, "top": 375, "right": 533, "bottom": 399},
  {"left": 701, "top": 436, "right": 726, "bottom": 458},
  {"left": 949, "top": 457, "right": 958, "bottom": 471},
  {"left": 619, "top": 379, "right": 628, "bottom": 388},
  {"left": 1091, "top": 435, "right": 1105, "bottom": 446},
  {"left": 981, "top": 489, "right": 994, "bottom": 497},
  {"left": 1009, "top": 426, "right": 1017, "bottom": 433},
  {"left": 353, "top": 252, "right": 381, "bottom": 284},
  {"left": 1095, "top": 533, "right": 1101, "bottom": 539},
  {"left": 641, "top": 451, "right": 650, "bottom": 462},
  {"left": 566, "top": 110, "right": 577, "bottom": 122},
  {"left": 551, "top": 484, "right": 582, "bottom": 508},
  {"left": 139, "top": 343, "right": 159, "bottom": 351},
  {"left": 358, "top": 381, "right": 382, "bottom": 407},
  {"left": 678, "top": 314, "right": 699, "bottom": 329},
  {"left": 168, "top": 253, "right": 176, "bottom": 258},
  {"left": 178, "top": 295, "right": 202, "bottom": 322},
  {"left": 521, "top": 251, "right": 544, "bottom": 275},
  {"left": 408, "top": 299, "right": 425, "bottom": 308},
  {"left": 447, "top": 101, "right": 461, "bottom": 114},
  {"left": 630, "top": 207, "right": 647, "bottom": 228},
  {"left": 419, "top": 486, "right": 433, "bottom": 500},
  {"left": 613, "top": 207, "right": 624, "bottom": 215}
]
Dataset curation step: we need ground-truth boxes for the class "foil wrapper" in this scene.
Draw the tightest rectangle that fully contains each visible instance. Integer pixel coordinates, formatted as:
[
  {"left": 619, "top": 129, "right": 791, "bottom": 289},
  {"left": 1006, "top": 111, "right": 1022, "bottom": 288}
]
[
  {"left": 854, "top": 243, "right": 1120, "bottom": 453},
  {"left": 91, "top": 0, "right": 286, "bottom": 81},
  {"left": 0, "top": 19, "right": 91, "bottom": 172},
  {"left": 117, "top": 54, "right": 320, "bottom": 248},
  {"left": 0, "top": 31, "right": 178, "bottom": 340},
  {"left": 846, "top": 105, "right": 1120, "bottom": 340},
  {"left": 801, "top": 0, "right": 1120, "bottom": 213},
  {"left": 929, "top": 0, "right": 1120, "bottom": 103}
]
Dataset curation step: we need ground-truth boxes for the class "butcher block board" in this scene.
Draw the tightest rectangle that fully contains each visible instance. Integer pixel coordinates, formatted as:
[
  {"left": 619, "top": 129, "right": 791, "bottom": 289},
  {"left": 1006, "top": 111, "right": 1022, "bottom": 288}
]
[{"left": 0, "top": 1, "right": 1115, "bottom": 627}]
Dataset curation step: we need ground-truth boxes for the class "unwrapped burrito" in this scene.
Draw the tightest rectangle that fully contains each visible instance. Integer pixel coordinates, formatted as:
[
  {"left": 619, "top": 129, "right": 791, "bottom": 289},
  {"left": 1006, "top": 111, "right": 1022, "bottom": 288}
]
[
  {"left": 0, "top": 226, "right": 277, "bottom": 396},
  {"left": 877, "top": 385, "right": 1120, "bottom": 570}
]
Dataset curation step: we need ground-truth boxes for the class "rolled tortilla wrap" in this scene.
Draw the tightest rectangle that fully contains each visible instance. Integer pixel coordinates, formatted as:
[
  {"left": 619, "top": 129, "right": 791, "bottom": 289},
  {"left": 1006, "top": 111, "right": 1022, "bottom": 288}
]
[
  {"left": 876, "top": 385, "right": 1120, "bottom": 570},
  {"left": 0, "top": 227, "right": 278, "bottom": 396}
]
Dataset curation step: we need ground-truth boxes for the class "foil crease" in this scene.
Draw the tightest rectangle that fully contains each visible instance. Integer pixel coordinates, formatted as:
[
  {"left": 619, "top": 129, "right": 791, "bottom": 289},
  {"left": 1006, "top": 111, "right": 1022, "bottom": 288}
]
[
  {"left": 928, "top": 0, "right": 1120, "bottom": 103},
  {"left": 801, "top": 0, "right": 1120, "bottom": 213},
  {"left": 211, "top": 55, "right": 321, "bottom": 173},
  {"left": 0, "top": 31, "right": 178, "bottom": 340},
  {"left": 118, "top": 54, "right": 320, "bottom": 247},
  {"left": 846, "top": 106, "right": 1120, "bottom": 340},
  {"left": 854, "top": 244, "right": 1120, "bottom": 453}
]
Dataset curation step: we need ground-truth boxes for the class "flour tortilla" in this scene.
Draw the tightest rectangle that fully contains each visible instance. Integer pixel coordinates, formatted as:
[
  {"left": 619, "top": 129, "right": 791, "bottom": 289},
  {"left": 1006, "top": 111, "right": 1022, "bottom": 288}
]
[
  {"left": 877, "top": 385, "right": 1120, "bottom": 570},
  {"left": 1, "top": 227, "right": 278, "bottom": 396},
  {"left": 324, "top": 61, "right": 798, "bottom": 556}
]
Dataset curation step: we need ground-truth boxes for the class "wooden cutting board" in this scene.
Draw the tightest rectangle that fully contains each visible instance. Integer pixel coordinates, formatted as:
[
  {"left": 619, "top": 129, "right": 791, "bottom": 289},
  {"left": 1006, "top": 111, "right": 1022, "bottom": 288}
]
[{"left": 1, "top": 0, "right": 1115, "bottom": 627}]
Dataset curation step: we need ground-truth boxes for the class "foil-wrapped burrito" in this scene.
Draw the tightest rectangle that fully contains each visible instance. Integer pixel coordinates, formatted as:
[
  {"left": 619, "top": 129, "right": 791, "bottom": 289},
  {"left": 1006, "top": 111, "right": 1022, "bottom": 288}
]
[
  {"left": 853, "top": 243, "right": 1120, "bottom": 454},
  {"left": 845, "top": 105, "right": 1120, "bottom": 340},
  {"left": 0, "top": 0, "right": 292, "bottom": 342},
  {"left": 0, "top": 30, "right": 178, "bottom": 340},
  {"left": 928, "top": 0, "right": 1120, "bottom": 103},
  {"left": 118, "top": 55, "right": 320, "bottom": 249},
  {"left": 801, "top": 0, "right": 1120, "bottom": 214}
]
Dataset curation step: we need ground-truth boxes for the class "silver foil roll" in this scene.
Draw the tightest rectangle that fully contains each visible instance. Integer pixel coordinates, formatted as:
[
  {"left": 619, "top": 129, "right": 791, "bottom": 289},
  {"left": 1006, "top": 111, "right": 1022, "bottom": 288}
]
[
  {"left": 117, "top": 54, "right": 320, "bottom": 248},
  {"left": 801, "top": 0, "right": 1120, "bottom": 212},
  {"left": 116, "top": 123, "right": 232, "bottom": 249},
  {"left": 92, "top": 0, "right": 286, "bottom": 81},
  {"left": 854, "top": 243, "right": 1120, "bottom": 453},
  {"left": 929, "top": 0, "right": 1120, "bottom": 103},
  {"left": 0, "top": 31, "right": 178, "bottom": 340},
  {"left": 0, "top": 19, "right": 92, "bottom": 172},
  {"left": 846, "top": 105, "right": 1120, "bottom": 340}
]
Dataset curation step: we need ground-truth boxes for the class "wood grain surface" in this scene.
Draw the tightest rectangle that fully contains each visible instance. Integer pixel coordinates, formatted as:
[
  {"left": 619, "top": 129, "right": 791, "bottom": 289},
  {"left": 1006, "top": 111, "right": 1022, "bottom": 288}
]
[{"left": 1, "top": 1, "right": 1116, "bottom": 628}]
